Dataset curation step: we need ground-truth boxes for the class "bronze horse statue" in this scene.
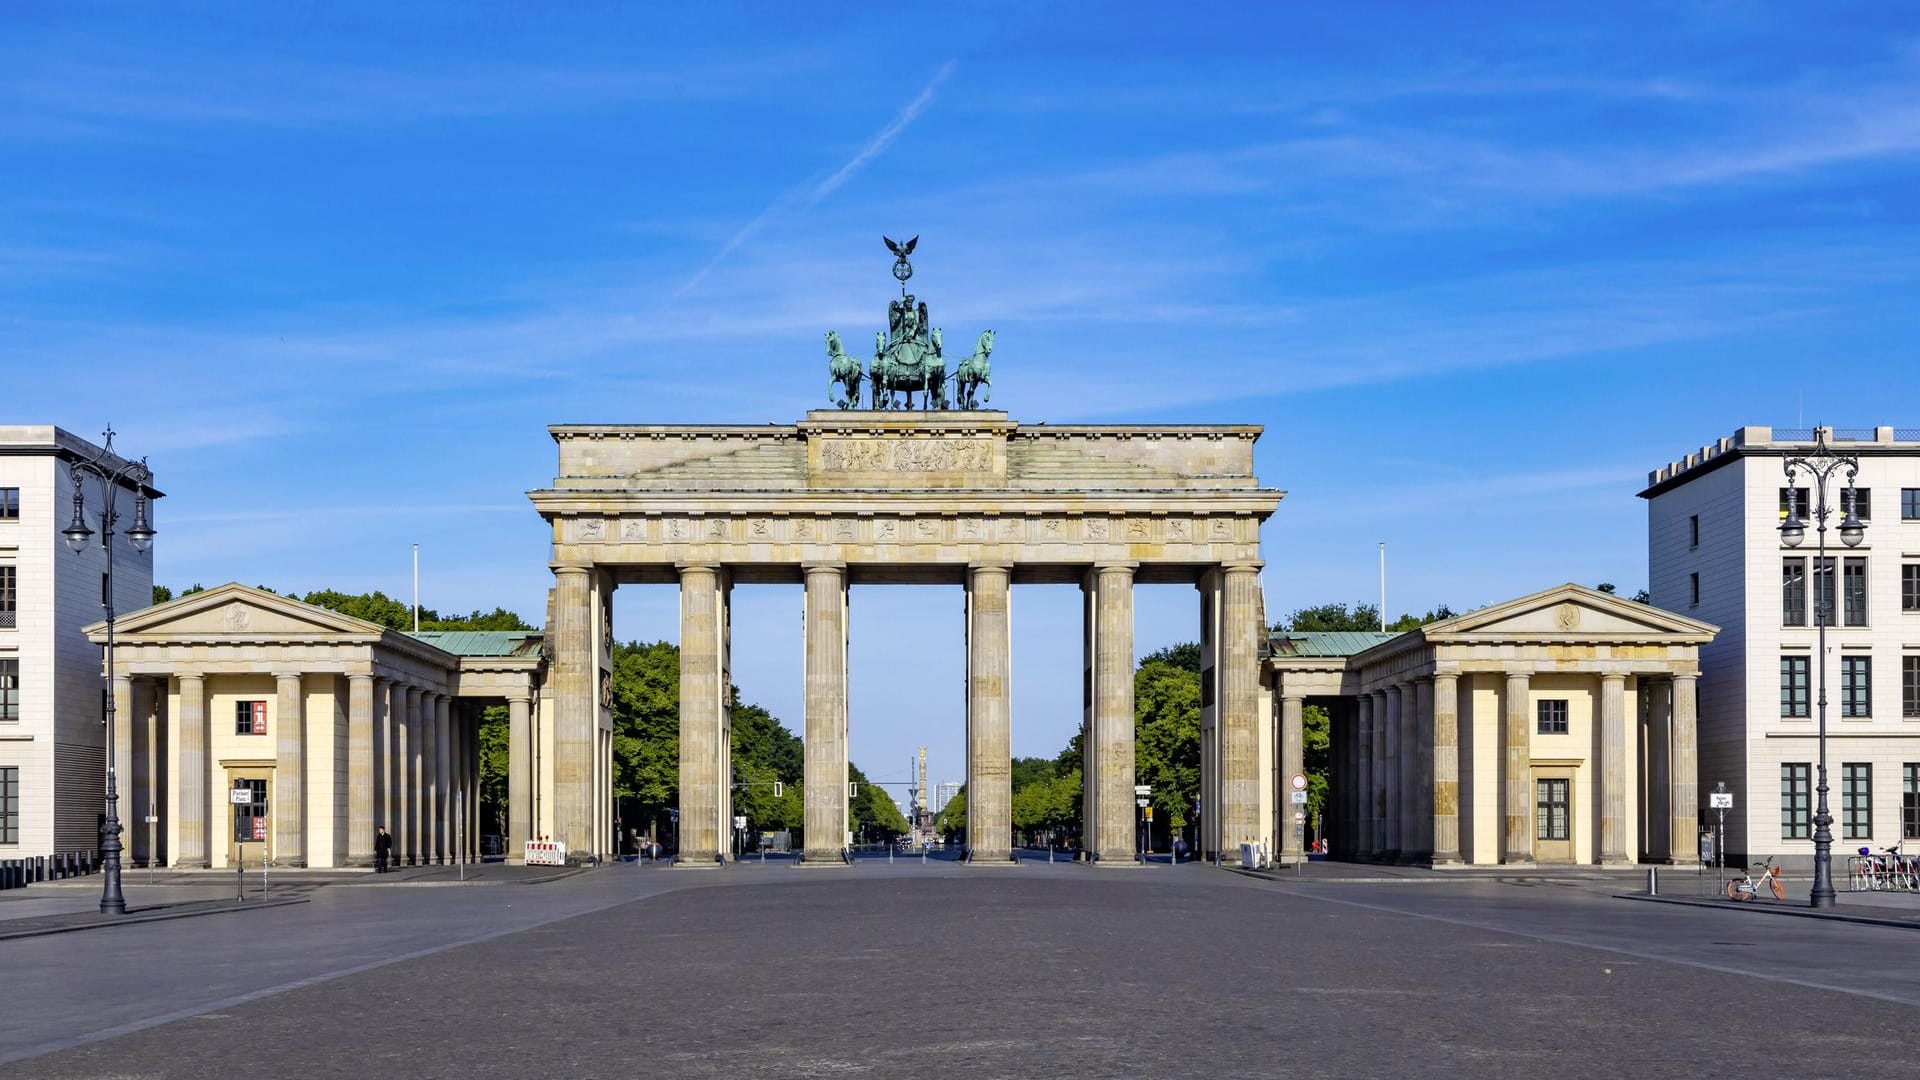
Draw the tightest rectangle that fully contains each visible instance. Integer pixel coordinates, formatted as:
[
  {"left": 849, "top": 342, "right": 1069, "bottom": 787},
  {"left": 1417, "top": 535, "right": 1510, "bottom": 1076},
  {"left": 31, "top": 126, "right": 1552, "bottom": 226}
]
[
  {"left": 825, "top": 330, "right": 864, "bottom": 409},
  {"left": 953, "top": 328, "right": 994, "bottom": 409},
  {"left": 871, "top": 324, "right": 947, "bottom": 409}
]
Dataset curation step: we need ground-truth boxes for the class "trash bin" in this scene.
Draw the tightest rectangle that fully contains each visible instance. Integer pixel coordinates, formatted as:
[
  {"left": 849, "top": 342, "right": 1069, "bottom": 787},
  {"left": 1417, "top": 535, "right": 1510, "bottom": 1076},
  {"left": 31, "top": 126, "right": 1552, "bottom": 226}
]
[{"left": 1239, "top": 842, "right": 1259, "bottom": 869}]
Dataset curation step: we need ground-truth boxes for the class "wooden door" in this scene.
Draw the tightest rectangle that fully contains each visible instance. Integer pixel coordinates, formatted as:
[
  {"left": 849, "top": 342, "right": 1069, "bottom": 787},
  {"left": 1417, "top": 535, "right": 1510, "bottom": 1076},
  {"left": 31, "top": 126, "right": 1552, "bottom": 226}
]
[{"left": 1533, "top": 771, "right": 1574, "bottom": 864}]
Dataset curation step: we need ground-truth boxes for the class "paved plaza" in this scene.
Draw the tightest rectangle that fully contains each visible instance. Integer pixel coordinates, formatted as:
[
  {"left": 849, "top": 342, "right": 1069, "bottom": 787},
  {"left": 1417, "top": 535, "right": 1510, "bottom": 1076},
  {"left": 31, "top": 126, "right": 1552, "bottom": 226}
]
[{"left": 6, "top": 863, "right": 1920, "bottom": 1078}]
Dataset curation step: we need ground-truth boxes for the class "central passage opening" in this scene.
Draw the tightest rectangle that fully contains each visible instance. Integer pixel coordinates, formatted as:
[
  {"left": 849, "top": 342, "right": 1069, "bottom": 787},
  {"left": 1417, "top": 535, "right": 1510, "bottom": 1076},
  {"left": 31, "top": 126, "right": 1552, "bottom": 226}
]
[{"left": 847, "top": 584, "right": 963, "bottom": 856}]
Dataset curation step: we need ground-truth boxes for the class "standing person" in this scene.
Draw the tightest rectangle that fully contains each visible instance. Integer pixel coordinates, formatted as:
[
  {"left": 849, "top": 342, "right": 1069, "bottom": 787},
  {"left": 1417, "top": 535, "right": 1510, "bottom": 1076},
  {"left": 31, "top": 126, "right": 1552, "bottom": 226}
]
[{"left": 375, "top": 825, "right": 393, "bottom": 873}]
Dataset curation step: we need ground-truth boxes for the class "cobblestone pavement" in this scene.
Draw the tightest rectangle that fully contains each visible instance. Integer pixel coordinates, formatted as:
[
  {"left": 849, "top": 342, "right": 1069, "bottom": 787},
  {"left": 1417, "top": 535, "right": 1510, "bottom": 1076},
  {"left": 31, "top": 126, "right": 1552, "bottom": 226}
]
[{"left": 7, "top": 861, "right": 1918, "bottom": 1078}]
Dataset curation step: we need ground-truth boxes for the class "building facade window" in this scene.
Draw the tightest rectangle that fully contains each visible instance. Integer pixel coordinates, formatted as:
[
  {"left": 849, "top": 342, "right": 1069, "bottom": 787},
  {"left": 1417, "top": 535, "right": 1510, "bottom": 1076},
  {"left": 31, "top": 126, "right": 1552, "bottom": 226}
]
[
  {"left": 0, "top": 658, "right": 17, "bottom": 722},
  {"left": 1842, "top": 763, "right": 1873, "bottom": 840},
  {"left": 1780, "top": 486, "right": 1810, "bottom": 520},
  {"left": 1782, "top": 558, "right": 1807, "bottom": 626},
  {"left": 1814, "top": 557, "right": 1835, "bottom": 627},
  {"left": 1905, "top": 764, "right": 1920, "bottom": 841},
  {"left": 1536, "top": 699, "right": 1569, "bottom": 735},
  {"left": 1689, "top": 514, "right": 1700, "bottom": 548},
  {"left": 1903, "top": 564, "right": 1920, "bottom": 613},
  {"left": 1842, "top": 657, "right": 1872, "bottom": 718},
  {"left": 0, "top": 766, "right": 16, "bottom": 844},
  {"left": 1850, "top": 488, "right": 1871, "bottom": 521},
  {"left": 234, "top": 700, "right": 267, "bottom": 735},
  {"left": 1904, "top": 488, "right": 1920, "bottom": 521},
  {"left": 0, "top": 488, "right": 16, "bottom": 521},
  {"left": 0, "top": 565, "right": 14, "bottom": 629},
  {"left": 1905, "top": 656, "right": 1920, "bottom": 719},
  {"left": 1843, "top": 558, "right": 1868, "bottom": 627},
  {"left": 1781, "top": 656, "right": 1810, "bottom": 718},
  {"left": 1689, "top": 572, "right": 1700, "bottom": 607},
  {"left": 1535, "top": 778, "right": 1570, "bottom": 841},
  {"left": 1782, "top": 763, "right": 1812, "bottom": 839}
]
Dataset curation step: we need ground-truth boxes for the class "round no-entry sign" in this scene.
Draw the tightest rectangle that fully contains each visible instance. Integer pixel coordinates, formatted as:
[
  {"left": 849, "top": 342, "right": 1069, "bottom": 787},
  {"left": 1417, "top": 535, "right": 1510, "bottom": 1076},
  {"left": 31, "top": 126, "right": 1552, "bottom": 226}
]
[{"left": 1290, "top": 774, "right": 1308, "bottom": 792}]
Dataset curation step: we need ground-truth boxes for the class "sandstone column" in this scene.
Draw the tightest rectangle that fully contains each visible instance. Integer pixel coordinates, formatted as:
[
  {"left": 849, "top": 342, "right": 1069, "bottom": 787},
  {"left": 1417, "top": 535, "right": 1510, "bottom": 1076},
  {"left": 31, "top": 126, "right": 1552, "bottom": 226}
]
[
  {"left": 273, "top": 672, "right": 305, "bottom": 867},
  {"left": 385, "top": 680, "right": 405, "bottom": 853},
  {"left": 1409, "top": 677, "right": 1434, "bottom": 864},
  {"left": 1502, "top": 671, "right": 1533, "bottom": 863},
  {"left": 1599, "top": 673, "right": 1629, "bottom": 864},
  {"left": 1383, "top": 684, "right": 1403, "bottom": 862},
  {"left": 966, "top": 564, "right": 1013, "bottom": 862},
  {"left": 347, "top": 674, "right": 375, "bottom": 867},
  {"left": 1370, "top": 690, "right": 1388, "bottom": 857},
  {"left": 130, "top": 679, "right": 153, "bottom": 866},
  {"left": 508, "top": 690, "right": 532, "bottom": 860},
  {"left": 802, "top": 563, "right": 849, "bottom": 862},
  {"left": 1280, "top": 692, "right": 1305, "bottom": 862},
  {"left": 1645, "top": 678, "right": 1672, "bottom": 861},
  {"left": 1086, "top": 564, "right": 1137, "bottom": 864},
  {"left": 1354, "top": 693, "right": 1373, "bottom": 858},
  {"left": 174, "top": 672, "right": 208, "bottom": 868},
  {"left": 1431, "top": 672, "right": 1461, "bottom": 865},
  {"left": 551, "top": 565, "right": 597, "bottom": 860},
  {"left": 434, "top": 694, "right": 452, "bottom": 864},
  {"left": 678, "top": 565, "right": 727, "bottom": 865},
  {"left": 1670, "top": 674, "right": 1700, "bottom": 866},
  {"left": 406, "top": 687, "right": 425, "bottom": 864},
  {"left": 1217, "top": 563, "right": 1262, "bottom": 854}
]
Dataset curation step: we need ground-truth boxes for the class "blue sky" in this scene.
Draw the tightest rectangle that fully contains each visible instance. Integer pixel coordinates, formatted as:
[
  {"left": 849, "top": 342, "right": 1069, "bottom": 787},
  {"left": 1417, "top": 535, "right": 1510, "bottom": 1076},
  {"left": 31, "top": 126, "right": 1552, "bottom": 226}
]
[{"left": 7, "top": 3, "right": 1919, "bottom": 790}]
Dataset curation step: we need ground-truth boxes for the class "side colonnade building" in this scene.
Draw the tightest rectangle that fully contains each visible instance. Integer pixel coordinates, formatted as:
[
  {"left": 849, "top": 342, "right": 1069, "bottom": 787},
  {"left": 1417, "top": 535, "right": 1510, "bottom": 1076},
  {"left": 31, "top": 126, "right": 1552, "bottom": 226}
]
[
  {"left": 83, "top": 585, "right": 549, "bottom": 869},
  {"left": 1262, "top": 584, "right": 1717, "bottom": 866}
]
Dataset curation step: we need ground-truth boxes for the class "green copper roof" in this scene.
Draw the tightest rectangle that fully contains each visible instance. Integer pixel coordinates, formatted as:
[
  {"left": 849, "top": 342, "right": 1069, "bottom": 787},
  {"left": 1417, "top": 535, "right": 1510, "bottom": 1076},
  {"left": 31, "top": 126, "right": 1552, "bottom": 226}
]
[
  {"left": 406, "top": 630, "right": 544, "bottom": 658},
  {"left": 1268, "top": 630, "right": 1404, "bottom": 658}
]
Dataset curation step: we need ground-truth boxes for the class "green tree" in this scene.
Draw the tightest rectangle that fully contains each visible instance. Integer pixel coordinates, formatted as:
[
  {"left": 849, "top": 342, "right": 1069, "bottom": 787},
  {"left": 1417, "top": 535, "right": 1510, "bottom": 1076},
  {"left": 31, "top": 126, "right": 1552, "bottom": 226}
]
[
  {"left": 1281, "top": 602, "right": 1383, "bottom": 632},
  {"left": 935, "top": 787, "right": 967, "bottom": 837},
  {"left": 1303, "top": 703, "right": 1331, "bottom": 826},
  {"left": 850, "top": 762, "right": 909, "bottom": 837},
  {"left": 1134, "top": 657, "right": 1201, "bottom": 828},
  {"left": 1140, "top": 642, "right": 1201, "bottom": 672},
  {"left": 610, "top": 641, "right": 683, "bottom": 837},
  {"left": 477, "top": 704, "right": 509, "bottom": 837},
  {"left": 151, "top": 585, "right": 172, "bottom": 605}
]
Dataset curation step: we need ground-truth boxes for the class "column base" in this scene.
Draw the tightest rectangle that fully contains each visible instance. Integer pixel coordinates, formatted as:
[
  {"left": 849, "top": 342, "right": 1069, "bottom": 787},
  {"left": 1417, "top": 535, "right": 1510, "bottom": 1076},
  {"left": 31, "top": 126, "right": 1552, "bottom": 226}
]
[
  {"left": 270, "top": 857, "right": 308, "bottom": 868},
  {"left": 1501, "top": 855, "right": 1536, "bottom": 866},
  {"left": 671, "top": 857, "right": 724, "bottom": 870},
  {"left": 1429, "top": 853, "right": 1463, "bottom": 868},
  {"left": 1597, "top": 855, "right": 1635, "bottom": 866},
  {"left": 343, "top": 855, "right": 375, "bottom": 869},
  {"left": 174, "top": 858, "right": 210, "bottom": 870}
]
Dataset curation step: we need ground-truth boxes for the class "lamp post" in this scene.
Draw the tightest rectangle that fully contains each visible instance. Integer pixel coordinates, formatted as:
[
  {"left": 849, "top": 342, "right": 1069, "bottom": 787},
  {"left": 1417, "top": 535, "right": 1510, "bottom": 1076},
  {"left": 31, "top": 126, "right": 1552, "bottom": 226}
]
[
  {"left": 61, "top": 426, "right": 156, "bottom": 916},
  {"left": 1779, "top": 428, "right": 1864, "bottom": 909}
]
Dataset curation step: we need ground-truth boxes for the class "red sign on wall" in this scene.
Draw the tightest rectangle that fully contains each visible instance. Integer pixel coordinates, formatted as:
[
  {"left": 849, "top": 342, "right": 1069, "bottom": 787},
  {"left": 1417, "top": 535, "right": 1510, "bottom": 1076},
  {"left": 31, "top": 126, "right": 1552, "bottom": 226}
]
[
  {"left": 251, "top": 701, "right": 267, "bottom": 735},
  {"left": 252, "top": 815, "right": 266, "bottom": 841}
]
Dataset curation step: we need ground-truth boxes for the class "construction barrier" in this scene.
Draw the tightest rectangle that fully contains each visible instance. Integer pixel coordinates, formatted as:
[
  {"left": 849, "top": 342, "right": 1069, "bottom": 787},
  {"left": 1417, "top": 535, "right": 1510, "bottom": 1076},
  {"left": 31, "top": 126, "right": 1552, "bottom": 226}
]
[{"left": 524, "top": 841, "right": 566, "bottom": 866}]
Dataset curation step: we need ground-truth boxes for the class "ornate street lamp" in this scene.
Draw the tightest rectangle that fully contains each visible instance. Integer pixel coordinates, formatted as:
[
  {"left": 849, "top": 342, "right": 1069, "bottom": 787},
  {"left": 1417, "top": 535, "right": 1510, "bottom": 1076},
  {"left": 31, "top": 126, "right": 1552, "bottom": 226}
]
[
  {"left": 1779, "top": 428, "right": 1862, "bottom": 909},
  {"left": 63, "top": 426, "right": 156, "bottom": 915}
]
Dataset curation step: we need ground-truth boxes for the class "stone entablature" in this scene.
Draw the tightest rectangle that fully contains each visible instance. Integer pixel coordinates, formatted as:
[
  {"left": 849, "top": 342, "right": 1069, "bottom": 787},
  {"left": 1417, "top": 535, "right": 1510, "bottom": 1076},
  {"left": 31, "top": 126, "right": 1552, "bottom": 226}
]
[{"left": 532, "top": 412, "right": 1279, "bottom": 572}]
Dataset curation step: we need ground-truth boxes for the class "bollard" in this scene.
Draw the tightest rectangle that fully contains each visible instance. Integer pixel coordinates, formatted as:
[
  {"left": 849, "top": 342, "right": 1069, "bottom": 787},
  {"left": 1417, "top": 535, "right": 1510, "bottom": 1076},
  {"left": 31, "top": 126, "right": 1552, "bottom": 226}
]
[{"left": 1647, "top": 866, "right": 1659, "bottom": 896}]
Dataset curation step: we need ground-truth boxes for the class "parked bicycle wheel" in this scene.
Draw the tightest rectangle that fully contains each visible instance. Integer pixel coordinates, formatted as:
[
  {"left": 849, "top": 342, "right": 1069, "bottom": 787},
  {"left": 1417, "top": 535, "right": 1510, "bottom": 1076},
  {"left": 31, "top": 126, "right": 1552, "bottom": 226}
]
[{"left": 1767, "top": 874, "right": 1784, "bottom": 900}]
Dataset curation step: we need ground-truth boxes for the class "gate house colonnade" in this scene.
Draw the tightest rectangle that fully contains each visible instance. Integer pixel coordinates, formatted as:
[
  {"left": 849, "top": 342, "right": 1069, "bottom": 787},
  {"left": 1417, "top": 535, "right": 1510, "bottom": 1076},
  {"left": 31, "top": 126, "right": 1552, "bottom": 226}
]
[
  {"left": 530, "top": 411, "right": 1283, "bottom": 863},
  {"left": 83, "top": 584, "right": 543, "bottom": 868},
  {"left": 1261, "top": 584, "right": 1716, "bottom": 866}
]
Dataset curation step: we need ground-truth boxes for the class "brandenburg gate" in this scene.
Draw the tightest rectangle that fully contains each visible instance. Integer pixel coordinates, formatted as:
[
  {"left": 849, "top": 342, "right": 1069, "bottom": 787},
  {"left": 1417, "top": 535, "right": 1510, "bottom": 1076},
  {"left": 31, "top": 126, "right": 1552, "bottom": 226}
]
[{"left": 526, "top": 241, "right": 1282, "bottom": 865}]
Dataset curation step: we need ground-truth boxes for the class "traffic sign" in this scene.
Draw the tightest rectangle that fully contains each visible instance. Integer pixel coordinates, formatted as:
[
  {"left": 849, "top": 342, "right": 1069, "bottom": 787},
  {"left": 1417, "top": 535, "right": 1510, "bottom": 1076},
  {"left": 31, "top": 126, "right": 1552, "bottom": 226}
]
[
  {"left": 1709, "top": 792, "right": 1734, "bottom": 810},
  {"left": 1291, "top": 790, "right": 1308, "bottom": 805},
  {"left": 733, "top": 816, "right": 747, "bottom": 829},
  {"left": 1133, "top": 784, "right": 1152, "bottom": 796},
  {"left": 1136, "top": 798, "right": 1149, "bottom": 808},
  {"left": 229, "top": 787, "right": 252, "bottom": 804},
  {"left": 1293, "top": 811, "right": 1306, "bottom": 824},
  {"left": 1290, "top": 774, "right": 1308, "bottom": 792}
]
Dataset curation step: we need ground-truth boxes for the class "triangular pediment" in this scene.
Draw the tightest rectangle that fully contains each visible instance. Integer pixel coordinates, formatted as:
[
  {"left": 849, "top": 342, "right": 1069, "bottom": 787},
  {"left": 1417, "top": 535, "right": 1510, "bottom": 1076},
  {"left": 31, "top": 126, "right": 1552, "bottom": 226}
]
[
  {"left": 92, "top": 583, "right": 387, "bottom": 640},
  {"left": 1424, "top": 584, "right": 1716, "bottom": 642}
]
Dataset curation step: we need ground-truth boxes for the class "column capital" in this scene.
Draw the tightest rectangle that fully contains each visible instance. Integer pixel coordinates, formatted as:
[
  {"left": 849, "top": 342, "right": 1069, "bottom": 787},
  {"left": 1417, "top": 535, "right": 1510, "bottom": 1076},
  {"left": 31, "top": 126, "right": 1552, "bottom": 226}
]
[
  {"left": 1219, "top": 560, "right": 1264, "bottom": 574},
  {"left": 177, "top": 670, "right": 204, "bottom": 687},
  {"left": 1092, "top": 560, "right": 1139, "bottom": 574},
  {"left": 802, "top": 561, "right": 847, "bottom": 576},
  {"left": 552, "top": 564, "right": 594, "bottom": 578},
  {"left": 968, "top": 562, "right": 1014, "bottom": 574},
  {"left": 348, "top": 672, "right": 375, "bottom": 686},
  {"left": 272, "top": 671, "right": 304, "bottom": 684},
  {"left": 1600, "top": 672, "right": 1628, "bottom": 687},
  {"left": 1280, "top": 692, "right": 1306, "bottom": 704}
]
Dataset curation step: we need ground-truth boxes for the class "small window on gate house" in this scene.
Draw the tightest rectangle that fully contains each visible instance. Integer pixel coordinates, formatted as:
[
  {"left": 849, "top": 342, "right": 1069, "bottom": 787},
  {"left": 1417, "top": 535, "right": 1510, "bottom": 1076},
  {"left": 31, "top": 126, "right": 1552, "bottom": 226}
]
[
  {"left": 1537, "top": 699, "right": 1570, "bottom": 735},
  {"left": 234, "top": 700, "right": 267, "bottom": 735}
]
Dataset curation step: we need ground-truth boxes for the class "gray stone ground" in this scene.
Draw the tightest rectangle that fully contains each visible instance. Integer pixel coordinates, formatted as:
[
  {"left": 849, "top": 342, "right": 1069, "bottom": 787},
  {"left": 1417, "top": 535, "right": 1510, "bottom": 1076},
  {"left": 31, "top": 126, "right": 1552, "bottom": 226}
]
[{"left": 5, "top": 861, "right": 1919, "bottom": 1078}]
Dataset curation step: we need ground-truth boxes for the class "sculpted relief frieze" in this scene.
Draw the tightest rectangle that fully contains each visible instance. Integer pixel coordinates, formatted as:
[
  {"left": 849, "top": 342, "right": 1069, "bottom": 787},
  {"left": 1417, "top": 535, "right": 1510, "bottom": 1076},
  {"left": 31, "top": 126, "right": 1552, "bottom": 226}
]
[
  {"left": 564, "top": 510, "right": 1253, "bottom": 554},
  {"left": 818, "top": 437, "right": 993, "bottom": 472}
]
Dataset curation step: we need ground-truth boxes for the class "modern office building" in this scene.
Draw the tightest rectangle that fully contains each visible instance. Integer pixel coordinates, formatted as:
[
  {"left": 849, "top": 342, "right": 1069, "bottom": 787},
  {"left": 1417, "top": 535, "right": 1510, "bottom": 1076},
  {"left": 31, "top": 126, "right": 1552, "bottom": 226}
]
[
  {"left": 0, "top": 426, "right": 158, "bottom": 860},
  {"left": 1643, "top": 425, "right": 1920, "bottom": 866}
]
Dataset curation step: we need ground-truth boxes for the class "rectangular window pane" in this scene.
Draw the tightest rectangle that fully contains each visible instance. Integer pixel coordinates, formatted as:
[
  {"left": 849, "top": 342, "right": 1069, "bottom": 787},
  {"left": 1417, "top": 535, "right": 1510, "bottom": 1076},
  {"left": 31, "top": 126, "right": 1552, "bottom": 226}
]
[
  {"left": 1851, "top": 488, "right": 1871, "bottom": 521},
  {"left": 0, "top": 766, "right": 16, "bottom": 844},
  {"left": 1814, "top": 557, "right": 1834, "bottom": 627},
  {"left": 1905, "top": 488, "right": 1920, "bottom": 521},
  {"left": 1843, "top": 763, "right": 1873, "bottom": 840},
  {"left": 1536, "top": 699, "right": 1568, "bottom": 735},
  {"left": 1780, "top": 486, "right": 1810, "bottom": 520},
  {"left": 1842, "top": 657, "right": 1872, "bottom": 718},
  {"left": 1781, "top": 763, "right": 1811, "bottom": 839},
  {"left": 1903, "top": 565, "right": 1920, "bottom": 613},
  {"left": 1782, "top": 558, "right": 1806, "bottom": 626},
  {"left": 1905, "top": 764, "right": 1920, "bottom": 841},
  {"left": 1689, "top": 515, "right": 1700, "bottom": 548},
  {"left": 234, "top": 700, "right": 267, "bottom": 735},
  {"left": 1905, "top": 656, "right": 1920, "bottom": 720},
  {"left": 0, "top": 487, "right": 17, "bottom": 520},
  {"left": 1780, "top": 656, "right": 1810, "bottom": 717},
  {"left": 0, "top": 658, "right": 17, "bottom": 723},
  {"left": 1535, "top": 779, "right": 1569, "bottom": 841},
  {"left": 1844, "top": 558, "right": 1868, "bottom": 627}
]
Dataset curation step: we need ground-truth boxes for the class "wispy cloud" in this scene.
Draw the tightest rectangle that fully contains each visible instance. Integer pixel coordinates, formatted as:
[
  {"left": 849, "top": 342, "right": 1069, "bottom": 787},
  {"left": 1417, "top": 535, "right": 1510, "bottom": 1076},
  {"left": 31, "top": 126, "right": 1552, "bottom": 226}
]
[{"left": 678, "top": 60, "right": 957, "bottom": 296}]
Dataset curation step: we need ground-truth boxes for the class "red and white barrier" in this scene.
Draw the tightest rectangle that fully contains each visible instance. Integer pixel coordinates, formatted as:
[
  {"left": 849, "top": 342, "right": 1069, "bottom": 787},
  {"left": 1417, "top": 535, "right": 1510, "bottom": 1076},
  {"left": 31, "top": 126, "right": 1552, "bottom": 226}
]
[{"left": 524, "top": 841, "right": 566, "bottom": 867}]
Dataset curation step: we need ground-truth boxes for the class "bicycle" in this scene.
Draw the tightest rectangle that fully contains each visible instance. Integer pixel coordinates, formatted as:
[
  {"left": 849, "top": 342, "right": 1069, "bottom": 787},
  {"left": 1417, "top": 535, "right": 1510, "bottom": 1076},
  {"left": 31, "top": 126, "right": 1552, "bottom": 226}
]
[{"left": 1725, "top": 857, "right": 1785, "bottom": 901}]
